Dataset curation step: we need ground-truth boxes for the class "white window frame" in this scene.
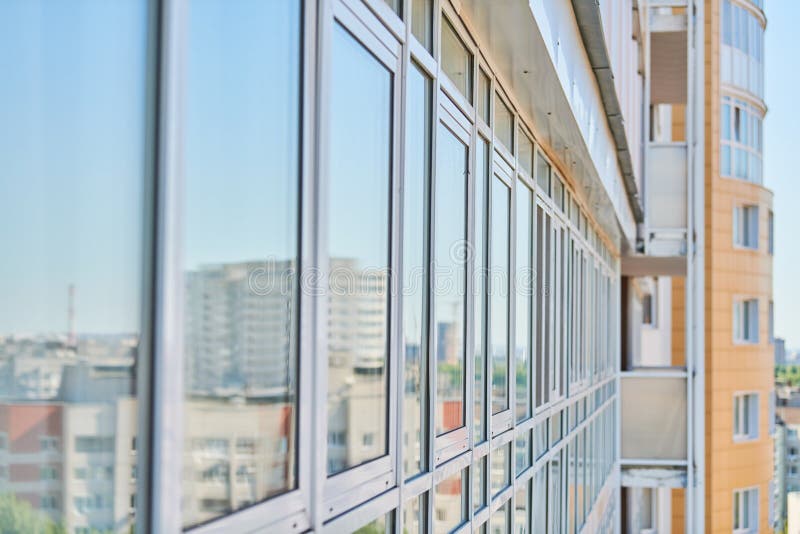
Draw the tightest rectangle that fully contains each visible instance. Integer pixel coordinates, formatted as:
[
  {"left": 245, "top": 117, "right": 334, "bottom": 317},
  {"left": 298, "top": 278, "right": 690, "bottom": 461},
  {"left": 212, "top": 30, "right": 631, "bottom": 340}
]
[
  {"left": 733, "top": 392, "right": 759, "bottom": 442},
  {"left": 733, "top": 204, "right": 759, "bottom": 249},
  {"left": 733, "top": 486, "right": 759, "bottom": 533},
  {"left": 733, "top": 298, "right": 759, "bottom": 344}
]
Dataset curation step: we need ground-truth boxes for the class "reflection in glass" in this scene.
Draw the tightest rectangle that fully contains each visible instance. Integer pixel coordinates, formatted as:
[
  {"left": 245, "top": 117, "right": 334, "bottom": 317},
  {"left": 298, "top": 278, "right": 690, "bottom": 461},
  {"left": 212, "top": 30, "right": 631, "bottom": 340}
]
[
  {"left": 491, "top": 442, "right": 510, "bottom": 496},
  {"left": 404, "top": 63, "right": 431, "bottom": 479},
  {"left": 490, "top": 178, "right": 510, "bottom": 414},
  {"left": 519, "top": 131, "right": 534, "bottom": 176},
  {"left": 355, "top": 512, "right": 391, "bottom": 534},
  {"left": 411, "top": 0, "right": 433, "bottom": 52},
  {"left": 536, "top": 151, "right": 551, "bottom": 195},
  {"left": 474, "top": 139, "right": 489, "bottom": 443},
  {"left": 473, "top": 457, "right": 487, "bottom": 511},
  {"left": 533, "top": 468, "right": 547, "bottom": 534},
  {"left": 492, "top": 501, "right": 509, "bottom": 534},
  {"left": 441, "top": 16, "right": 472, "bottom": 102},
  {"left": 548, "top": 453, "right": 563, "bottom": 534},
  {"left": 403, "top": 493, "right": 427, "bottom": 533},
  {"left": 515, "top": 431, "right": 530, "bottom": 475},
  {"left": 515, "top": 184, "right": 532, "bottom": 421},
  {"left": 495, "top": 93, "right": 514, "bottom": 151},
  {"left": 434, "top": 469, "right": 467, "bottom": 534},
  {"left": 478, "top": 69, "right": 491, "bottom": 124},
  {"left": 182, "top": 0, "right": 302, "bottom": 525},
  {"left": 515, "top": 480, "right": 531, "bottom": 534},
  {"left": 0, "top": 1, "right": 148, "bottom": 532},
  {"left": 327, "top": 23, "right": 392, "bottom": 474},
  {"left": 435, "top": 124, "right": 468, "bottom": 435}
]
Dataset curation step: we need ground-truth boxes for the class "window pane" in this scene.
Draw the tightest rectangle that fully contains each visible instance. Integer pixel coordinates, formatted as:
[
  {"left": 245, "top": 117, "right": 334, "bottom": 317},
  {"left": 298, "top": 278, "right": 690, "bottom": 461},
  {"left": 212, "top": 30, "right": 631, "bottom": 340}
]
[
  {"left": 495, "top": 93, "right": 514, "bottom": 151},
  {"left": 515, "top": 184, "right": 533, "bottom": 421},
  {"left": 0, "top": 2, "right": 149, "bottom": 532},
  {"left": 404, "top": 63, "right": 431, "bottom": 478},
  {"left": 515, "top": 480, "right": 531, "bottom": 534},
  {"left": 403, "top": 493, "right": 427, "bottom": 534},
  {"left": 434, "top": 469, "right": 467, "bottom": 533},
  {"left": 492, "top": 502, "right": 510, "bottom": 533},
  {"left": 536, "top": 152, "right": 551, "bottom": 195},
  {"left": 474, "top": 457, "right": 487, "bottom": 511},
  {"left": 411, "top": 0, "right": 433, "bottom": 52},
  {"left": 490, "top": 178, "right": 510, "bottom": 414},
  {"left": 327, "top": 22, "right": 392, "bottom": 475},
  {"left": 519, "top": 131, "right": 534, "bottom": 176},
  {"left": 515, "top": 431, "right": 531, "bottom": 475},
  {"left": 478, "top": 68, "right": 491, "bottom": 124},
  {"left": 491, "top": 442, "right": 511, "bottom": 496},
  {"left": 182, "top": 0, "right": 302, "bottom": 524},
  {"left": 441, "top": 16, "right": 472, "bottom": 102},
  {"left": 533, "top": 467, "right": 547, "bottom": 534},
  {"left": 435, "top": 124, "right": 468, "bottom": 435},
  {"left": 475, "top": 139, "right": 490, "bottom": 443}
]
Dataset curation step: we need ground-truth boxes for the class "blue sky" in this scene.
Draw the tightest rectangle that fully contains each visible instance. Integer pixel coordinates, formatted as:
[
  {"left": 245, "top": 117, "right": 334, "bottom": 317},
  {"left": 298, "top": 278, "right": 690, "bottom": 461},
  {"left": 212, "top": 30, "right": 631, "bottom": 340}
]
[{"left": 764, "top": 1, "right": 799, "bottom": 350}]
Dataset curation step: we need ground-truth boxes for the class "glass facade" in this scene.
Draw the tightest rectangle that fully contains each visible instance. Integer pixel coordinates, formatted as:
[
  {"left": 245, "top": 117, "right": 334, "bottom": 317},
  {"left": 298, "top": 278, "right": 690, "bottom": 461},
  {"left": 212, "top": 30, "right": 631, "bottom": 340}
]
[{"left": 0, "top": 1, "right": 622, "bottom": 532}]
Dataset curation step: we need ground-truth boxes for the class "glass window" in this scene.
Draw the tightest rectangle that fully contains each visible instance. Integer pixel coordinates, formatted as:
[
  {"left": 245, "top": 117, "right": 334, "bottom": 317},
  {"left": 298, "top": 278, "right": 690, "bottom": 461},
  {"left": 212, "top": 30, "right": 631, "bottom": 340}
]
[
  {"left": 327, "top": 22, "right": 392, "bottom": 475},
  {"left": 734, "top": 298, "right": 759, "bottom": 343},
  {"left": 536, "top": 152, "right": 551, "bottom": 195},
  {"left": 733, "top": 488, "right": 758, "bottom": 531},
  {"left": 475, "top": 138, "right": 490, "bottom": 443},
  {"left": 404, "top": 63, "right": 431, "bottom": 479},
  {"left": 733, "top": 204, "right": 759, "bottom": 249},
  {"left": 515, "top": 184, "right": 533, "bottom": 421},
  {"left": 494, "top": 93, "right": 514, "bottom": 151},
  {"left": 515, "top": 480, "right": 531, "bottom": 534},
  {"left": 0, "top": 1, "right": 150, "bottom": 531},
  {"left": 403, "top": 493, "right": 427, "bottom": 534},
  {"left": 518, "top": 130, "right": 534, "bottom": 176},
  {"left": 515, "top": 431, "right": 530, "bottom": 475},
  {"left": 478, "top": 68, "right": 491, "bottom": 124},
  {"left": 533, "top": 468, "right": 547, "bottom": 534},
  {"left": 548, "top": 453, "right": 563, "bottom": 534},
  {"left": 490, "top": 178, "right": 510, "bottom": 414},
  {"left": 768, "top": 210, "right": 774, "bottom": 254},
  {"left": 411, "top": 0, "right": 433, "bottom": 52},
  {"left": 381, "top": 0, "right": 401, "bottom": 15},
  {"left": 184, "top": 0, "right": 305, "bottom": 518},
  {"left": 733, "top": 393, "right": 759, "bottom": 440},
  {"left": 441, "top": 16, "right": 472, "bottom": 103},
  {"left": 492, "top": 502, "right": 510, "bottom": 533},
  {"left": 536, "top": 207, "right": 552, "bottom": 408},
  {"left": 435, "top": 123, "right": 468, "bottom": 435},
  {"left": 434, "top": 469, "right": 467, "bottom": 534},
  {"left": 473, "top": 457, "right": 487, "bottom": 511},
  {"left": 553, "top": 177, "right": 564, "bottom": 211},
  {"left": 356, "top": 512, "right": 392, "bottom": 534},
  {"left": 491, "top": 442, "right": 511, "bottom": 496}
]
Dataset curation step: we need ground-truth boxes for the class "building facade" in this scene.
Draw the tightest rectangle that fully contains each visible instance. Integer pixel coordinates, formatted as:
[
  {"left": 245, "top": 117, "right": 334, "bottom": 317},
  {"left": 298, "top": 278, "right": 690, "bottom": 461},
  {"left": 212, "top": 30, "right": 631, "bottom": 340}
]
[{"left": 0, "top": 0, "right": 774, "bottom": 533}]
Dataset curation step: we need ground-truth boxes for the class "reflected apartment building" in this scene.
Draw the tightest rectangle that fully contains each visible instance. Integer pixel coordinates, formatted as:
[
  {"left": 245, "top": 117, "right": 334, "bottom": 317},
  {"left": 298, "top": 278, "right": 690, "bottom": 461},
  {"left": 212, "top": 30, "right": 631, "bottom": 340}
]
[{"left": 0, "top": 0, "right": 773, "bottom": 533}]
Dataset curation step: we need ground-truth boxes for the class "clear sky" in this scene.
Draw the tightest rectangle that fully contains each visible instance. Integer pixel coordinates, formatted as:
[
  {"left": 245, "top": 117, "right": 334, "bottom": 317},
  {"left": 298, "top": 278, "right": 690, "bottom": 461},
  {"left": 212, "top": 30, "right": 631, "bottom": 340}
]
[{"left": 764, "top": 1, "right": 800, "bottom": 350}]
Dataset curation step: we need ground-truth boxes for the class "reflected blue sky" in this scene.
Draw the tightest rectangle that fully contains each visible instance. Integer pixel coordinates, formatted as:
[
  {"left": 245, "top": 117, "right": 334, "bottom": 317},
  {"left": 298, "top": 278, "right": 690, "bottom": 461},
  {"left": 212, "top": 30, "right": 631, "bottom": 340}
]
[
  {"left": 0, "top": 0, "right": 147, "bottom": 335},
  {"left": 186, "top": 0, "right": 299, "bottom": 269}
]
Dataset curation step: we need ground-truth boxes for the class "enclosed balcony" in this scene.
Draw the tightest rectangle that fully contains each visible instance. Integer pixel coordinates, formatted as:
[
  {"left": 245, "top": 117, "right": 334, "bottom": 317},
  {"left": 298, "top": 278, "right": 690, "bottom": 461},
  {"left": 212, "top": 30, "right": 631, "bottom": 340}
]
[{"left": 620, "top": 368, "right": 687, "bottom": 464}]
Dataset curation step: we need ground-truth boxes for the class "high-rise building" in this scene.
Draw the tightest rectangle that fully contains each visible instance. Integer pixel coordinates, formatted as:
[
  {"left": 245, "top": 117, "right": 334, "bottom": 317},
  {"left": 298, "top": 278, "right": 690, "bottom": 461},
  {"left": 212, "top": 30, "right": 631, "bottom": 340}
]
[{"left": 0, "top": 0, "right": 775, "bottom": 532}]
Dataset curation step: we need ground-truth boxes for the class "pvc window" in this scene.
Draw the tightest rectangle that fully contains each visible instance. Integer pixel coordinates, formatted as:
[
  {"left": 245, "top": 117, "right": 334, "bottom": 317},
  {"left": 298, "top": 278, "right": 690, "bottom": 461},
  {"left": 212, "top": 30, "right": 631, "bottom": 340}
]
[
  {"left": 733, "top": 487, "right": 759, "bottom": 532},
  {"left": 733, "top": 204, "right": 759, "bottom": 249},
  {"left": 733, "top": 393, "right": 759, "bottom": 442},
  {"left": 733, "top": 298, "right": 759, "bottom": 343}
]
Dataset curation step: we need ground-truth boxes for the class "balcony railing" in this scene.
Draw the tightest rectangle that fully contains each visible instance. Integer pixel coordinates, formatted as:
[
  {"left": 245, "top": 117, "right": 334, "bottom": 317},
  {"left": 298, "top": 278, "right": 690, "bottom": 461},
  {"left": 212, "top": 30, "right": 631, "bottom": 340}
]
[
  {"left": 620, "top": 367, "right": 687, "bottom": 464},
  {"left": 645, "top": 143, "right": 688, "bottom": 256}
]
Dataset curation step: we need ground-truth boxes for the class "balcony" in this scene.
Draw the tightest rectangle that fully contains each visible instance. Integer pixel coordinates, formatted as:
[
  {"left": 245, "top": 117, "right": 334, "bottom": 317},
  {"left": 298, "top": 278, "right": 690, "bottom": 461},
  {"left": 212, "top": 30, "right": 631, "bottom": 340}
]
[
  {"left": 645, "top": 143, "right": 688, "bottom": 256},
  {"left": 621, "top": 367, "right": 687, "bottom": 465}
]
